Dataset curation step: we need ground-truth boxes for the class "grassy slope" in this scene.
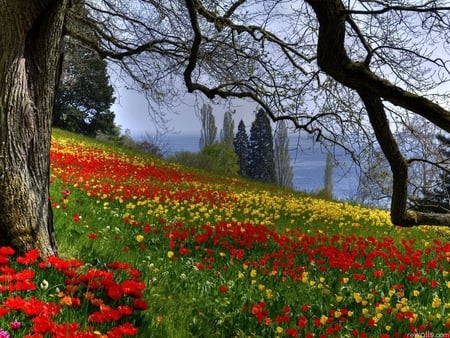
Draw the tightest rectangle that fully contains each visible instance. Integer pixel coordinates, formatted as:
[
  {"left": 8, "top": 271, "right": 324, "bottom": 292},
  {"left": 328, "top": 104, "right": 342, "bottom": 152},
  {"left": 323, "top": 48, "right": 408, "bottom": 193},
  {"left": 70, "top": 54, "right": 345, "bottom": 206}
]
[{"left": 50, "top": 129, "right": 450, "bottom": 337}]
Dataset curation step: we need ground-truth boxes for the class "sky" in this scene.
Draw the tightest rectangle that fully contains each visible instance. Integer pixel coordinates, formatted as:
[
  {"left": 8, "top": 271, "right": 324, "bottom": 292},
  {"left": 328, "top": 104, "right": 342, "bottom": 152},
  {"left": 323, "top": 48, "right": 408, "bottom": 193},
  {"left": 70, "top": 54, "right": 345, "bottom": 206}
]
[{"left": 112, "top": 83, "right": 257, "bottom": 139}]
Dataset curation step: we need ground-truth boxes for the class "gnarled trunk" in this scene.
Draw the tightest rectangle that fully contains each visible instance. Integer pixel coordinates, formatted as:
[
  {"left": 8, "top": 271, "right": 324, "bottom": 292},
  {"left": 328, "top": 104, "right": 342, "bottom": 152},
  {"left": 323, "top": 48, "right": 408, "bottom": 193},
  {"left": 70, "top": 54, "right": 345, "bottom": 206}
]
[
  {"left": 306, "top": 0, "right": 450, "bottom": 226},
  {"left": 0, "top": 1, "right": 69, "bottom": 256}
]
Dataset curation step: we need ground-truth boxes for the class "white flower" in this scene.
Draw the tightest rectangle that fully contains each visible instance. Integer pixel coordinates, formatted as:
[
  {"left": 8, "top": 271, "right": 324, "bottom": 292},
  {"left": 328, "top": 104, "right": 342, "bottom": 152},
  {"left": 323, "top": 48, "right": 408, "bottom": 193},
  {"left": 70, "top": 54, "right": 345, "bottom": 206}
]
[{"left": 40, "top": 280, "right": 49, "bottom": 290}]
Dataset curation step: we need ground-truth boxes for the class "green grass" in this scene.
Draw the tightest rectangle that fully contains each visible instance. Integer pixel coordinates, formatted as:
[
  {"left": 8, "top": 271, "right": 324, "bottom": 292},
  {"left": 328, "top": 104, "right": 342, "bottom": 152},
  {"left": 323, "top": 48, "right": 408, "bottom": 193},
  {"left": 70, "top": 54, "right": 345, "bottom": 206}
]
[{"left": 1, "top": 129, "right": 448, "bottom": 337}]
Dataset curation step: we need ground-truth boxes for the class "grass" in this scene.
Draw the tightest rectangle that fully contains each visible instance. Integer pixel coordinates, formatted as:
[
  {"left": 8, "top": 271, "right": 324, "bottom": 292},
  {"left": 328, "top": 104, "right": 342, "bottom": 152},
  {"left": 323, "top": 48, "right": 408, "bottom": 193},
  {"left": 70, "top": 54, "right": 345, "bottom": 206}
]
[{"left": 0, "top": 128, "right": 448, "bottom": 337}]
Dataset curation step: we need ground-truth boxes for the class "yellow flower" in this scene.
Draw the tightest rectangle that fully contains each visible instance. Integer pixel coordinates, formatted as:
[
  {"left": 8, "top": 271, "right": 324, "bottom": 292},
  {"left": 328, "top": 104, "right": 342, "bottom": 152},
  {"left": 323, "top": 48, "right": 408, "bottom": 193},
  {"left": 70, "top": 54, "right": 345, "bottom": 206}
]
[
  {"left": 276, "top": 326, "right": 283, "bottom": 334},
  {"left": 335, "top": 295, "right": 343, "bottom": 302},
  {"left": 413, "top": 290, "right": 420, "bottom": 297},
  {"left": 136, "top": 235, "right": 144, "bottom": 242},
  {"left": 167, "top": 251, "right": 174, "bottom": 259},
  {"left": 432, "top": 297, "right": 442, "bottom": 308},
  {"left": 353, "top": 292, "right": 362, "bottom": 303},
  {"left": 237, "top": 272, "right": 244, "bottom": 279},
  {"left": 258, "top": 284, "right": 265, "bottom": 291},
  {"left": 319, "top": 315, "right": 328, "bottom": 325},
  {"left": 250, "top": 269, "right": 257, "bottom": 278}
]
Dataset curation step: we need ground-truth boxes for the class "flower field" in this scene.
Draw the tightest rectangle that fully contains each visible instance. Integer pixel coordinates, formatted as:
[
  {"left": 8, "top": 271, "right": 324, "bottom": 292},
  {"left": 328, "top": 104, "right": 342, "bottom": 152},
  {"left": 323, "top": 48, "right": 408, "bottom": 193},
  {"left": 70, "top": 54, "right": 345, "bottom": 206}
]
[{"left": 1, "top": 129, "right": 449, "bottom": 337}]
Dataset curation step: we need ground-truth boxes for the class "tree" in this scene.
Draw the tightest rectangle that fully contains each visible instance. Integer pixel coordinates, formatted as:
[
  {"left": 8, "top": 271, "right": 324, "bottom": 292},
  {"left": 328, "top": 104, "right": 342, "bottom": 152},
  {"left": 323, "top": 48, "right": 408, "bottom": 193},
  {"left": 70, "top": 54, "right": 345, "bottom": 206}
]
[
  {"left": 4, "top": 1, "right": 450, "bottom": 256},
  {"left": 198, "top": 103, "right": 217, "bottom": 150},
  {"left": 177, "top": 0, "right": 450, "bottom": 226},
  {"left": 221, "top": 110, "right": 235, "bottom": 148},
  {"left": 248, "top": 109, "right": 276, "bottom": 183},
  {"left": 234, "top": 120, "right": 250, "bottom": 177},
  {"left": 317, "top": 152, "right": 334, "bottom": 200},
  {"left": 0, "top": 1, "right": 69, "bottom": 256},
  {"left": 202, "top": 141, "right": 239, "bottom": 177},
  {"left": 274, "top": 120, "right": 293, "bottom": 189},
  {"left": 53, "top": 39, "right": 116, "bottom": 137}
]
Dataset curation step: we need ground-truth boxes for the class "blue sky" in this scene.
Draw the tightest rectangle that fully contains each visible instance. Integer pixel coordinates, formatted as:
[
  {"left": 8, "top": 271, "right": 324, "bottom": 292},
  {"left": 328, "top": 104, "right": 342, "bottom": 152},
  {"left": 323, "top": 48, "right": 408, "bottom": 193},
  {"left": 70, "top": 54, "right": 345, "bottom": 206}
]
[{"left": 112, "top": 85, "right": 257, "bottom": 139}]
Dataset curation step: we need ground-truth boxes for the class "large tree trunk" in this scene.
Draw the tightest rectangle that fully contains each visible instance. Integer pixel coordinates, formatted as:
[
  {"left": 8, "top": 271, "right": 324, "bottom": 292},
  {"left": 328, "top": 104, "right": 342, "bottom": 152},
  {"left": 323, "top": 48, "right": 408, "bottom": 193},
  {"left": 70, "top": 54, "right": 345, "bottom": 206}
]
[
  {"left": 306, "top": 0, "right": 450, "bottom": 226},
  {"left": 0, "top": 1, "right": 69, "bottom": 256}
]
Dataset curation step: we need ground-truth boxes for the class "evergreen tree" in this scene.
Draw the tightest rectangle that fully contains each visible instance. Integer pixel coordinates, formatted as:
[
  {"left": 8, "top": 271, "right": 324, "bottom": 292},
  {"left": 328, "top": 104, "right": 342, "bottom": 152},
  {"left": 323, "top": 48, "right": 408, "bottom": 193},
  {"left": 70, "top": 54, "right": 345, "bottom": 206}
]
[
  {"left": 274, "top": 120, "right": 293, "bottom": 188},
  {"left": 199, "top": 103, "right": 217, "bottom": 150},
  {"left": 221, "top": 110, "right": 235, "bottom": 148},
  {"left": 234, "top": 120, "right": 250, "bottom": 177},
  {"left": 53, "top": 39, "right": 116, "bottom": 137},
  {"left": 248, "top": 109, "right": 276, "bottom": 182}
]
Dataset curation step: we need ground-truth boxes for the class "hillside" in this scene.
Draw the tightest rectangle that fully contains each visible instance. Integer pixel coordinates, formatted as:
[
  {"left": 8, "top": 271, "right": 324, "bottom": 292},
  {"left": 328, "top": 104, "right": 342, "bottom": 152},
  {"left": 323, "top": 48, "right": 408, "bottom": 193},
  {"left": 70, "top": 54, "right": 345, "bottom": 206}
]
[{"left": 0, "top": 129, "right": 447, "bottom": 337}]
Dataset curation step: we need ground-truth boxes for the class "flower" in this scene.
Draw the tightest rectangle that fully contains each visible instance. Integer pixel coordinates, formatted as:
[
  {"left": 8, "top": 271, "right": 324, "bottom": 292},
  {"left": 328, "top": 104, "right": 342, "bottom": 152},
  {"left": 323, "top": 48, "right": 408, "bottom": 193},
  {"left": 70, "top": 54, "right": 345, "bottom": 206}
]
[
  {"left": 218, "top": 285, "right": 228, "bottom": 293},
  {"left": 0, "top": 330, "right": 9, "bottom": 338},
  {"left": 9, "top": 321, "right": 21, "bottom": 330},
  {"left": 167, "top": 251, "right": 174, "bottom": 259},
  {"left": 40, "top": 280, "right": 49, "bottom": 290},
  {"left": 136, "top": 235, "right": 144, "bottom": 243}
]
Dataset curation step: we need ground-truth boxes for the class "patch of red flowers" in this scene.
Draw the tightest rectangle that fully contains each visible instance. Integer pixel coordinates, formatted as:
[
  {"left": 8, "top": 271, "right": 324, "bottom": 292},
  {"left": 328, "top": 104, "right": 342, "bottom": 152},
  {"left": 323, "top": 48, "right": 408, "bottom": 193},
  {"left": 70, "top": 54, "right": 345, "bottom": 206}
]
[{"left": 0, "top": 247, "right": 148, "bottom": 337}]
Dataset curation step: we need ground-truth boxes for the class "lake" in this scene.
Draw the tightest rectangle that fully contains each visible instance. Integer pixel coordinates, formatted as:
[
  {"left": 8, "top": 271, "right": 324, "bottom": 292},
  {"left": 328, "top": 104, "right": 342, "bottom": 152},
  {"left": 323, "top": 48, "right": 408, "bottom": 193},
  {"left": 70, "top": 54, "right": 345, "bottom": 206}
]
[{"left": 165, "top": 134, "right": 360, "bottom": 201}]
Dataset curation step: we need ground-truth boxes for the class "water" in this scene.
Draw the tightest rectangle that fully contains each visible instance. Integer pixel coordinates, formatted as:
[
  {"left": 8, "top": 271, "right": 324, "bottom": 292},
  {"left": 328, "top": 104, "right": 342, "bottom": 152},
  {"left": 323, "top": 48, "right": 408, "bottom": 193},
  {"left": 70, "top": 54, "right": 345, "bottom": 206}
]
[{"left": 165, "top": 134, "right": 359, "bottom": 201}]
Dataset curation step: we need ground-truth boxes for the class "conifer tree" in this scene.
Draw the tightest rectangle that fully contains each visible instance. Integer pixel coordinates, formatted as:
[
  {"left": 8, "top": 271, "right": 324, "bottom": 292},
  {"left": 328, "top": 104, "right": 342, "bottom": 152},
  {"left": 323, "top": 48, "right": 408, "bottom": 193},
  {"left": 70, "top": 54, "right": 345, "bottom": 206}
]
[
  {"left": 199, "top": 103, "right": 217, "bottom": 150},
  {"left": 234, "top": 120, "right": 250, "bottom": 177},
  {"left": 221, "top": 110, "right": 235, "bottom": 148},
  {"left": 274, "top": 120, "right": 293, "bottom": 188},
  {"left": 248, "top": 109, "right": 276, "bottom": 183},
  {"left": 53, "top": 39, "right": 116, "bottom": 137}
]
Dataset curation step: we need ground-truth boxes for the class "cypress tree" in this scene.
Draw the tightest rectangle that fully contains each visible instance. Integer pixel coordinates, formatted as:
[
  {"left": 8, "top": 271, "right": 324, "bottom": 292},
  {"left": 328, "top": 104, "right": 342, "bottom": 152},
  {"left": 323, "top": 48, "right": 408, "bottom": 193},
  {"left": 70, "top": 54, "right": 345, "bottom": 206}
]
[
  {"left": 221, "top": 110, "right": 235, "bottom": 148},
  {"left": 274, "top": 120, "right": 294, "bottom": 188},
  {"left": 248, "top": 109, "right": 276, "bottom": 183},
  {"left": 199, "top": 103, "right": 217, "bottom": 150},
  {"left": 234, "top": 120, "right": 250, "bottom": 177}
]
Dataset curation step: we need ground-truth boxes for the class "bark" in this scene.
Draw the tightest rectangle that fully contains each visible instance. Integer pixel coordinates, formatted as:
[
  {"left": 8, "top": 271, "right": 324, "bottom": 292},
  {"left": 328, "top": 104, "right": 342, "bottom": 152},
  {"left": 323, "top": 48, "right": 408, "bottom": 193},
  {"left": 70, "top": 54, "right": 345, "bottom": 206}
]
[
  {"left": 0, "top": 0, "right": 69, "bottom": 255},
  {"left": 305, "top": 0, "right": 450, "bottom": 226}
]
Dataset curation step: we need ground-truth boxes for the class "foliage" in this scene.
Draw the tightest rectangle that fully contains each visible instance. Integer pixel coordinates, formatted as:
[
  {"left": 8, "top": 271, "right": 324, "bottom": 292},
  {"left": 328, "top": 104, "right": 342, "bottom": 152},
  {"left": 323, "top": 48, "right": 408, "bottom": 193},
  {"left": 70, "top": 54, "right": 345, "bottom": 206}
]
[
  {"left": 53, "top": 38, "right": 117, "bottom": 138},
  {"left": 198, "top": 103, "right": 217, "bottom": 151},
  {"left": 274, "top": 120, "right": 294, "bottom": 189},
  {"left": 168, "top": 141, "right": 238, "bottom": 177},
  {"left": 234, "top": 120, "right": 250, "bottom": 177},
  {"left": 248, "top": 109, "right": 276, "bottom": 183},
  {"left": 221, "top": 110, "right": 235, "bottom": 148},
  {"left": 0, "top": 129, "right": 449, "bottom": 337}
]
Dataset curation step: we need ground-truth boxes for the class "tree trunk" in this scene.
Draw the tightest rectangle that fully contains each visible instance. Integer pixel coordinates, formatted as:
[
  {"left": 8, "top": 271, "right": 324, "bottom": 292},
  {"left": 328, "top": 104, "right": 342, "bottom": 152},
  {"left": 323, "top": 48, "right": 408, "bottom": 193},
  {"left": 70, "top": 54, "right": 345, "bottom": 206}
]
[
  {"left": 0, "top": 1, "right": 69, "bottom": 256},
  {"left": 306, "top": 0, "right": 450, "bottom": 226}
]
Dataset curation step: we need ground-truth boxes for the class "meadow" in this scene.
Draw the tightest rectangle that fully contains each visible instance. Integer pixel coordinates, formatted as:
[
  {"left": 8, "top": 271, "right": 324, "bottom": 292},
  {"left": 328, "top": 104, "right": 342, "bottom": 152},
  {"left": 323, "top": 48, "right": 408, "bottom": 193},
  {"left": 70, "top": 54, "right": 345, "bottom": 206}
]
[{"left": 0, "top": 129, "right": 448, "bottom": 337}]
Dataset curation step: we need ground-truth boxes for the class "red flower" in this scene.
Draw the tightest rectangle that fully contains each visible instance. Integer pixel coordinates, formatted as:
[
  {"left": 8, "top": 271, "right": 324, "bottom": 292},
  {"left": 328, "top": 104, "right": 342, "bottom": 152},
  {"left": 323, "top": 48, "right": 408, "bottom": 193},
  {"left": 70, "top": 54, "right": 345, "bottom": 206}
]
[
  {"left": 72, "top": 213, "right": 81, "bottom": 222},
  {"left": 132, "top": 299, "right": 148, "bottom": 311},
  {"left": 286, "top": 328, "right": 299, "bottom": 337},
  {"left": 107, "top": 323, "right": 139, "bottom": 337},
  {"left": 0, "top": 247, "right": 15, "bottom": 256},
  {"left": 16, "top": 248, "right": 40, "bottom": 265},
  {"left": 353, "top": 273, "right": 366, "bottom": 281},
  {"left": 297, "top": 316, "right": 308, "bottom": 328},
  {"left": 373, "top": 269, "right": 384, "bottom": 278},
  {"left": 219, "top": 285, "right": 228, "bottom": 293},
  {"left": 88, "top": 232, "right": 98, "bottom": 240},
  {"left": 31, "top": 315, "right": 55, "bottom": 333}
]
